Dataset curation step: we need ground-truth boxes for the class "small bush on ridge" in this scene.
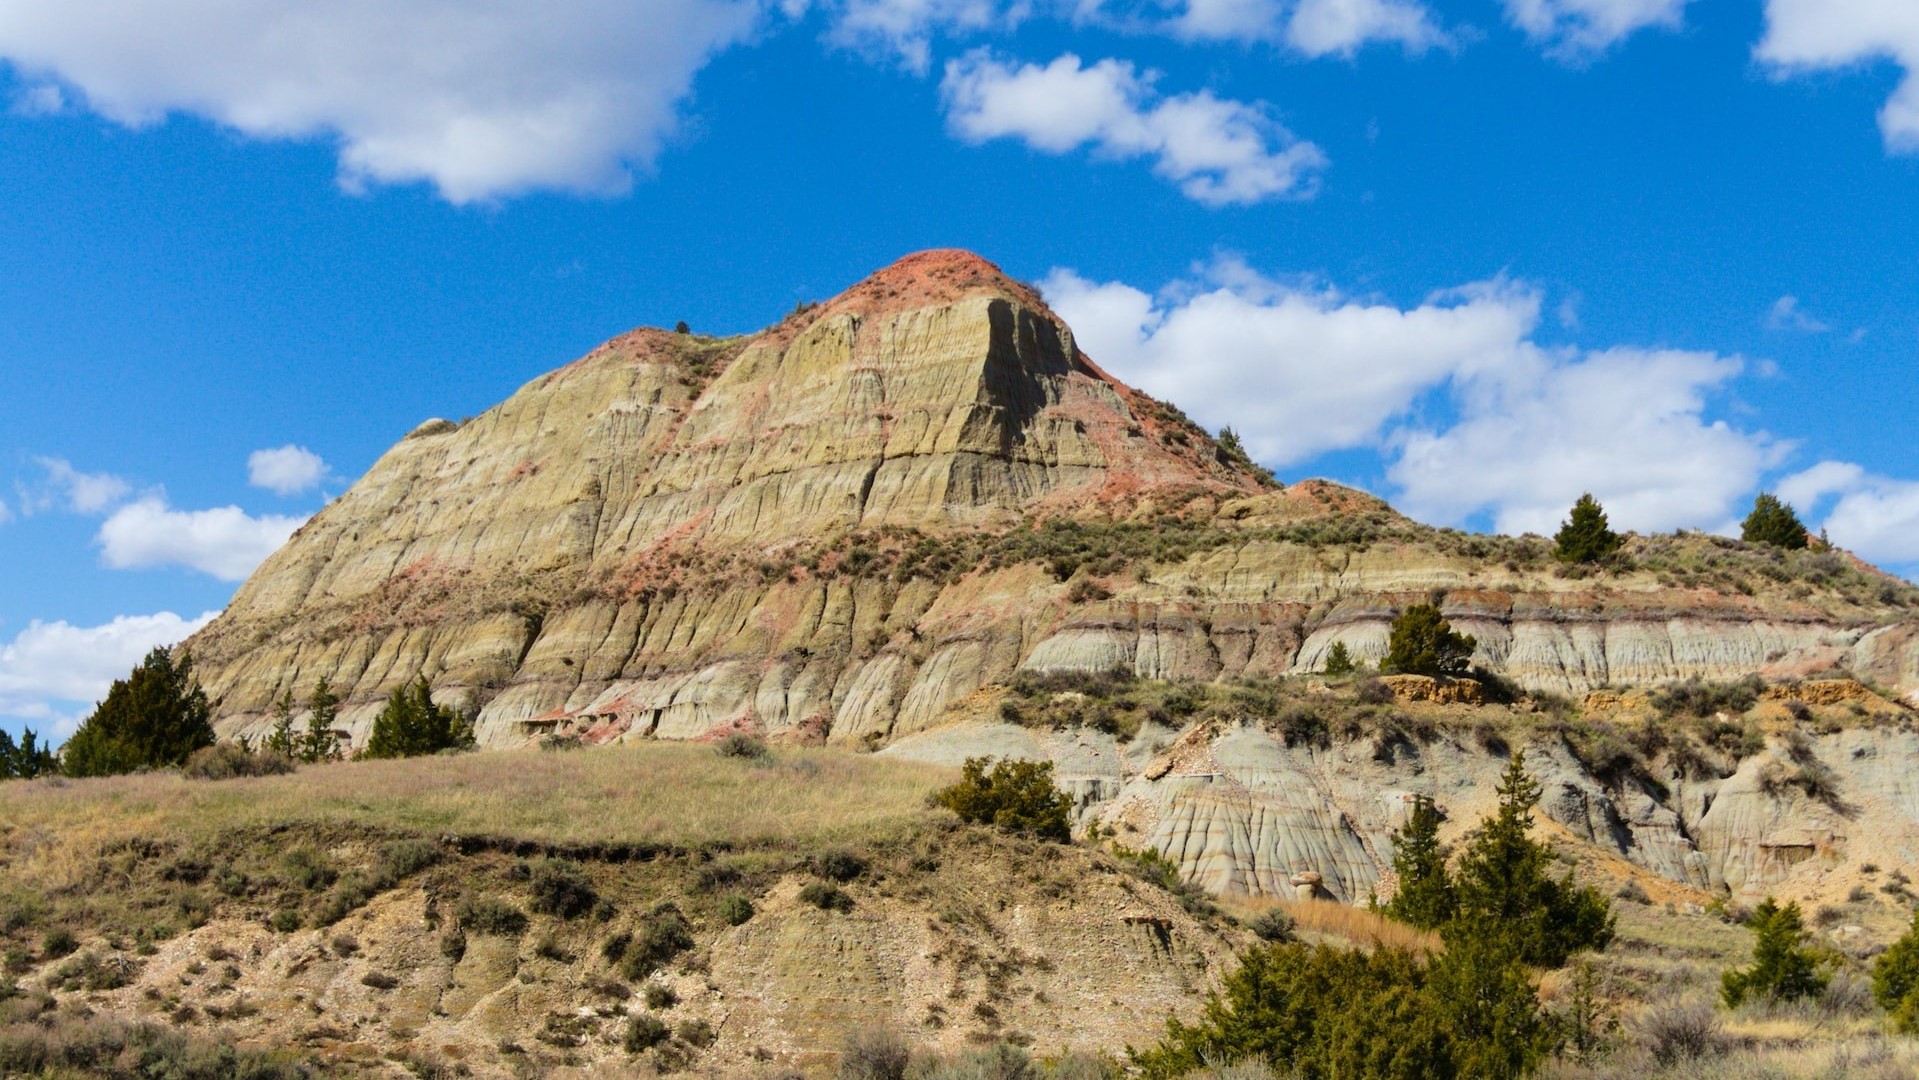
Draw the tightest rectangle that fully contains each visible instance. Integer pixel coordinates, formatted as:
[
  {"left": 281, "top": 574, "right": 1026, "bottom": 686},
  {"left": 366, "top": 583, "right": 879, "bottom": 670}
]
[{"left": 935, "top": 757, "right": 1074, "bottom": 842}]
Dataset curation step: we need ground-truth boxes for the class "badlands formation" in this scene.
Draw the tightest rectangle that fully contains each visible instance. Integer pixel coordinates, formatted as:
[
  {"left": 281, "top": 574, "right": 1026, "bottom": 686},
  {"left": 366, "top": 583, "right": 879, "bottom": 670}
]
[{"left": 186, "top": 249, "right": 1919, "bottom": 909}]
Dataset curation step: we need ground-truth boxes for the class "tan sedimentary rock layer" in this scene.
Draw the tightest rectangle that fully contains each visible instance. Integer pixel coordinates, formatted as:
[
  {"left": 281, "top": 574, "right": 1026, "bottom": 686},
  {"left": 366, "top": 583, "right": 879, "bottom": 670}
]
[
  {"left": 884, "top": 714, "right": 1919, "bottom": 908},
  {"left": 189, "top": 249, "right": 1919, "bottom": 760}
]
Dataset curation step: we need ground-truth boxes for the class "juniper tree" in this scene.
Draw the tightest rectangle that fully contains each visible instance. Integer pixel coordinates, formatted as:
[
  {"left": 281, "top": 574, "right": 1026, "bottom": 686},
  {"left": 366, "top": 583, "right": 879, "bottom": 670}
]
[
  {"left": 62, "top": 648, "right": 215, "bottom": 777},
  {"left": 0, "top": 727, "right": 57, "bottom": 779},
  {"left": 1385, "top": 793, "right": 1456, "bottom": 930},
  {"left": 263, "top": 690, "right": 297, "bottom": 758},
  {"left": 1449, "top": 752, "right": 1614, "bottom": 968},
  {"left": 1384, "top": 604, "right": 1476, "bottom": 678},
  {"left": 935, "top": 756, "right": 1074, "bottom": 842},
  {"left": 1742, "top": 493, "right": 1810, "bottom": 550},
  {"left": 1722, "top": 897, "right": 1826, "bottom": 1008},
  {"left": 1554, "top": 493, "right": 1623, "bottom": 564},
  {"left": 302, "top": 677, "right": 341, "bottom": 763},
  {"left": 1323, "top": 641, "right": 1356, "bottom": 677},
  {"left": 363, "top": 677, "right": 472, "bottom": 760},
  {"left": 1873, "top": 908, "right": 1919, "bottom": 1032}
]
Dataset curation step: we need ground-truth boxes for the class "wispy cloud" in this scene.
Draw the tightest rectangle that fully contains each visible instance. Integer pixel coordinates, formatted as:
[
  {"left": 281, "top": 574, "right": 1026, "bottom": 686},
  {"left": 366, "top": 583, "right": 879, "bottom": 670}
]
[
  {"left": 1765, "top": 295, "right": 1830, "bottom": 334},
  {"left": 1504, "top": 0, "right": 1693, "bottom": 57},
  {"left": 15, "top": 457, "right": 131, "bottom": 515}
]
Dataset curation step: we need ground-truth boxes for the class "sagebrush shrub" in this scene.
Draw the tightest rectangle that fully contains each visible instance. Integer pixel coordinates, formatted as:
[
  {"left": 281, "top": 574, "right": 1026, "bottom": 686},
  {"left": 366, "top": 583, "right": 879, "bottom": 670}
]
[
  {"left": 456, "top": 896, "right": 528, "bottom": 937},
  {"left": 524, "top": 859, "right": 597, "bottom": 919},
  {"left": 839, "top": 1026, "right": 913, "bottom": 1080},
  {"left": 182, "top": 743, "right": 296, "bottom": 781}
]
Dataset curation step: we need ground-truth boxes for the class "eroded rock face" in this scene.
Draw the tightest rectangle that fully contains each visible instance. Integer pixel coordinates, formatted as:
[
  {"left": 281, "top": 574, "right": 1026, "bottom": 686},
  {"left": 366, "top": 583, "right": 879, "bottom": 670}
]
[
  {"left": 886, "top": 718, "right": 1917, "bottom": 907},
  {"left": 187, "top": 249, "right": 1919, "bottom": 755}
]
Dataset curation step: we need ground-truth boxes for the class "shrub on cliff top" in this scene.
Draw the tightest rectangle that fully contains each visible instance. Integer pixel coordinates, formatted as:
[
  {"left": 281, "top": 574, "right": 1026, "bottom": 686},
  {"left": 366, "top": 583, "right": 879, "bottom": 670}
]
[
  {"left": 523, "top": 858, "right": 598, "bottom": 920},
  {"left": 935, "top": 757, "right": 1074, "bottom": 842}
]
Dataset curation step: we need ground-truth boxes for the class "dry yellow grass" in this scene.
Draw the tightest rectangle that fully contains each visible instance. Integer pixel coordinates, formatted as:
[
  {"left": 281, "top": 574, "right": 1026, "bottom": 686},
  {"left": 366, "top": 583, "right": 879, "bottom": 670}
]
[
  {"left": 0, "top": 743, "right": 955, "bottom": 858},
  {"left": 1217, "top": 894, "right": 1441, "bottom": 953}
]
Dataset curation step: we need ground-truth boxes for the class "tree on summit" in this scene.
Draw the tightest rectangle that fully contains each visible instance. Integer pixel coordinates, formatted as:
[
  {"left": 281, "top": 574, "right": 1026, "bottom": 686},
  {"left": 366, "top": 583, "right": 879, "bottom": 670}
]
[
  {"left": 1742, "top": 493, "right": 1809, "bottom": 550},
  {"left": 1554, "top": 493, "right": 1622, "bottom": 564}
]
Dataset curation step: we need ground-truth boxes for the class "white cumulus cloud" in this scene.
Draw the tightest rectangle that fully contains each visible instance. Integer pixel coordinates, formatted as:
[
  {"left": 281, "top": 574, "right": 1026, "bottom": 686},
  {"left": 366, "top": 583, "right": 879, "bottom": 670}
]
[
  {"left": 247, "top": 444, "right": 331, "bottom": 496},
  {"left": 1045, "top": 259, "right": 1538, "bottom": 464},
  {"left": 1758, "top": 0, "right": 1919, "bottom": 154},
  {"left": 941, "top": 51, "right": 1327, "bottom": 205},
  {"left": 1777, "top": 461, "right": 1919, "bottom": 567},
  {"left": 1283, "top": 0, "right": 1445, "bottom": 56},
  {"left": 0, "top": 610, "right": 217, "bottom": 737},
  {"left": 1389, "top": 348, "right": 1779, "bottom": 534},
  {"left": 1504, "top": 0, "right": 1691, "bottom": 56},
  {"left": 97, "top": 495, "right": 307, "bottom": 581},
  {"left": 0, "top": 0, "right": 767, "bottom": 203},
  {"left": 1046, "top": 256, "right": 1777, "bottom": 535}
]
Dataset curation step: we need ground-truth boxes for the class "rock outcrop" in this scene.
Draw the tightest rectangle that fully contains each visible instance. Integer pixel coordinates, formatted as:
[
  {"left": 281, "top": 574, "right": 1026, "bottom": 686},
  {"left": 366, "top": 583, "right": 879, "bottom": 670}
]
[
  {"left": 187, "top": 249, "right": 1919, "bottom": 753},
  {"left": 179, "top": 248, "right": 1919, "bottom": 908}
]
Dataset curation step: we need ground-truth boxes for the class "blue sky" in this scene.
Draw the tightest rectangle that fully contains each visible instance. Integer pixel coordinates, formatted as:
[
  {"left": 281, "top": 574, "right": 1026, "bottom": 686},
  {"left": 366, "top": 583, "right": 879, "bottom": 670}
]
[{"left": 1, "top": 0, "right": 1917, "bottom": 738}]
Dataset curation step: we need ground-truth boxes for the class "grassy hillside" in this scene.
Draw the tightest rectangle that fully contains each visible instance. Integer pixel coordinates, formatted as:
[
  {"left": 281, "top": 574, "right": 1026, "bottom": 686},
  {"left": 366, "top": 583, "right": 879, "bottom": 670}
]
[{"left": 0, "top": 745, "right": 1241, "bottom": 1079}]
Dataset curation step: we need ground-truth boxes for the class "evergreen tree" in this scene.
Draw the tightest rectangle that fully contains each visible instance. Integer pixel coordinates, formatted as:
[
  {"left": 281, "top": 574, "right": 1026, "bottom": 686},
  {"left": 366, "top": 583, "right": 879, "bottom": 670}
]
[
  {"left": 1450, "top": 753, "right": 1614, "bottom": 968},
  {"left": 61, "top": 648, "right": 215, "bottom": 777},
  {"left": 1873, "top": 909, "right": 1919, "bottom": 1032},
  {"left": 302, "top": 677, "right": 340, "bottom": 763},
  {"left": 1133, "top": 937, "right": 1545, "bottom": 1080},
  {"left": 1323, "top": 641, "right": 1356, "bottom": 677},
  {"left": 263, "top": 691, "right": 297, "bottom": 758},
  {"left": 1385, "top": 794, "right": 1456, "bottom": 930},
  {"left": 0, "top": 728, "right": 57, "bottom": 779},
  {"left": 935, "top": 757, "right": 1075, "bottom": 842},
  {"left": 1722, "top": 898, "right": 1826, "bottom": 1008},
  {"left": 1553, "top": 493, "right": 1623, "bottom": 564},
  {"left": 1384, "top": 604, "right": 1477, "bottom": 678},
  {"left": 363, "top": 677, "right": 472, "bottom": 759},
  {"left": 1427, "top": 931, "right": 1554, "bottom": 1080},
  {"left": 1741, "top": 493, "right": 1810, "bottom": 550}
]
